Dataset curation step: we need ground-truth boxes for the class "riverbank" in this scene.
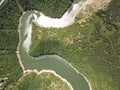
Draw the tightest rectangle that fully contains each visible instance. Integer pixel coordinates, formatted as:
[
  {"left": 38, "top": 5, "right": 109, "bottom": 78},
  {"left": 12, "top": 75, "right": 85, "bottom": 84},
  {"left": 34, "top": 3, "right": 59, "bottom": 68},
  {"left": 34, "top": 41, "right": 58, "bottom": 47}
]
[
  {"left": 57, "top": 56, "right": 92, "bottom": 90},
  {"left": 17, "top": 12, "right": 26, "bottom": 73},
  {"left": 25, "top": 69, "right": 73, "bottom": 90},
  {"left": 14, "top": 70, "right": 73, "bottom": 90},
  {"left": 33, "top": 0, "right": 93, "bottom": 28},
  {"left": 0, "top": 0, "right": 5, "bottom": 6}
]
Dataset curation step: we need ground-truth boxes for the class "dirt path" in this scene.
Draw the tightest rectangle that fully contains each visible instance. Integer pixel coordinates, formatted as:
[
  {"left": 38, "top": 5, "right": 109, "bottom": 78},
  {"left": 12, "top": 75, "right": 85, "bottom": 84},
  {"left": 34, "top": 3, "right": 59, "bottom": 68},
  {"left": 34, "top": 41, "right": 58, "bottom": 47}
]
[{"left": 16, "top": 12, "right": 26, "bottom": 73}]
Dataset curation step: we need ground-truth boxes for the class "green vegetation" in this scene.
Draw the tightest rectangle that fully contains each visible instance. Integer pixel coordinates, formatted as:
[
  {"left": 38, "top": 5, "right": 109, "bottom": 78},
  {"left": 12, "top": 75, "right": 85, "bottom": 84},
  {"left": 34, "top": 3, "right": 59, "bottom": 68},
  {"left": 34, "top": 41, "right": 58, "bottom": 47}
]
[
  {"left": 29, "top": 0, "right": 120, "bottom": 90},
  {"left": 0, "top": 0, "right": 22, "bottom": 30},
  {"left": 0, "top": 0, "right": 119, "bottom": 89},
  {"left": 97, "top": 0, "right": 120, "bottom": 29},
  {"left": 0, "top": 55, "right": 22, "bottom": 89},
  {"left": 0, "top": 0, "right": 22, "bottom": 89},
  {"left": 18, "top": 0, "right": 74, "bottom": 18},
  {"left": 13, "top": 72, "right": 71, "bottom": 90}
]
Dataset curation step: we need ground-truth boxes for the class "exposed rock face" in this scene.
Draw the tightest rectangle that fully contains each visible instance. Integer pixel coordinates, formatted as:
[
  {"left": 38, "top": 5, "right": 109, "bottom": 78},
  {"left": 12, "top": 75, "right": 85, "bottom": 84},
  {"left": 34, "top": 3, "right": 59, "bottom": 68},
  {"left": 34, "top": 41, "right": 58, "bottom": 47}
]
[
  {"left": 77, "top": 0, "right": 111, "bottom": 24},
  {"left": 90, "top": 0, "right": 111, "bottom": 10}
]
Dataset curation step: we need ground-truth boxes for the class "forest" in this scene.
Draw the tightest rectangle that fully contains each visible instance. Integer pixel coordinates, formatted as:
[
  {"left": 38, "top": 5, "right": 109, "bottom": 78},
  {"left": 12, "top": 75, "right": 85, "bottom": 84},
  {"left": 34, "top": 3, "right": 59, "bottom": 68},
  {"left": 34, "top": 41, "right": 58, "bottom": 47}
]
[
  {"left": 0, "top": 0, "right": 23, "bottom": 89},
  {"left": 97, "top": 0, "right": 120, "bottom": 29},
  {"left": 18, "top": 0, "right": 74, "bottom": 18}
]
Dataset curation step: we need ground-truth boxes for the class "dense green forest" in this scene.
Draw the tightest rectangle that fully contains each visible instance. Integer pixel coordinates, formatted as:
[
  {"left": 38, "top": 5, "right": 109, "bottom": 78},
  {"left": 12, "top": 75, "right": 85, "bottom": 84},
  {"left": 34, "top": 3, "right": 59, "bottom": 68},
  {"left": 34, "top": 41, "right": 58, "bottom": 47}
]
[
  {"left": 0, "top": 0, "right": 22, "bottom": 30},
  {"left": 30, "top": 0, "right": 120, "bottom": 90},
  {"left": 18, "top": 0, "right": 74, "bottom": 18},
  {"left": 0, "top": 0, "right": 22, "bottom": 89},
  {"left": 97, "top": 0, "right": 120, "bottom": 29},
  {"left": 13, "top": 72, "right": 71, "bottom": 90}
]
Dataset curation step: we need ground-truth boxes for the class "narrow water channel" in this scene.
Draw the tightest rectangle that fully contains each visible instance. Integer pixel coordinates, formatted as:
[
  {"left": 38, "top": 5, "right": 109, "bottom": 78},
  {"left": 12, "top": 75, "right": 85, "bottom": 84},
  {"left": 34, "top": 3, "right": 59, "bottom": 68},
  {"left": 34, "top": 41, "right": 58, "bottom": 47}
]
[{"left": 19, "top": 0, "right": 91, "bottom": 90}]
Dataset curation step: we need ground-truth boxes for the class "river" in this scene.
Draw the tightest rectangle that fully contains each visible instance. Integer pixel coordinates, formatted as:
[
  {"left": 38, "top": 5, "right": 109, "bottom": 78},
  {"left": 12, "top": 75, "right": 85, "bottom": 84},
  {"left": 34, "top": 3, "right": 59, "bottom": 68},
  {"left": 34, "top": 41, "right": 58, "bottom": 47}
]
[{"left": 18, "top": 0, "right": 91, "bottom": 90}]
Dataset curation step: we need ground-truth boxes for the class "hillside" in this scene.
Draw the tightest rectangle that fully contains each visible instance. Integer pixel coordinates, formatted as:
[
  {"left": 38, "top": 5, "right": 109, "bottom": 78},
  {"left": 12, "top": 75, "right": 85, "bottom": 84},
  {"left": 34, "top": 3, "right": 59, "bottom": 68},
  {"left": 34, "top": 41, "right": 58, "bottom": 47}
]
[{"left": 0, "top": 0, "right": 119, "bottom": 90}]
